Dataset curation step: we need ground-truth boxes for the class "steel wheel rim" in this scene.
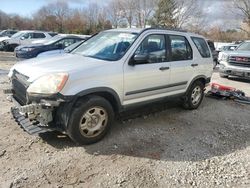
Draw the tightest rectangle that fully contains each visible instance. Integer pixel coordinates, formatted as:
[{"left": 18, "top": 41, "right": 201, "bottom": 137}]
[
  {"left": 191, "top": 86, "right": 202, "bottom": 105},
  {"left": 79, "top": 106, "right": 108, "bottom": 138}
]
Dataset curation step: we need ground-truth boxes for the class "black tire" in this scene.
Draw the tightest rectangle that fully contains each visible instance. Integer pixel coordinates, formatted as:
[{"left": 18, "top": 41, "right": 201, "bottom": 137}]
[
  {"left": 183, "top": 80, "right": 205, "bottom": 110},
  {"left": 67, "top": 95, "right": 114, "bottom": 145}
]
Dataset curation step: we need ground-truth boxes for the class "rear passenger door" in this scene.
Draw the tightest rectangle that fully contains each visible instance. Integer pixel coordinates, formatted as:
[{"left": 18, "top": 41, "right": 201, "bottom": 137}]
[{"left": 168, "top": 35, "right": 194, "bottom": 90}]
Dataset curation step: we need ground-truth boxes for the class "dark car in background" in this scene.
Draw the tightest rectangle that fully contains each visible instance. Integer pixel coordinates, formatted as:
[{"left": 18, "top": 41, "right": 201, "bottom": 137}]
[
  {"left": 14, "top": 35, "right": 86, "bottom": 59},
  {"left": 37, "top": 40, "right": 86, "bottom": 57},
  {"left": 207, "top": 39, "right": 218, "bottom": 68}
]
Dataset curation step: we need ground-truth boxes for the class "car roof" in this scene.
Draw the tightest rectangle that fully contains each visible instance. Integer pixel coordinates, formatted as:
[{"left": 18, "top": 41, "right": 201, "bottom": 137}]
[
  {"left": 106, "top": 28, "right": 144, "bottom": 33},
  {"left": 105, "top": 28, "right": 205, "bottom": 38},
  {"left": 18, "top": 30, "right": 50, "bottom": 33}
]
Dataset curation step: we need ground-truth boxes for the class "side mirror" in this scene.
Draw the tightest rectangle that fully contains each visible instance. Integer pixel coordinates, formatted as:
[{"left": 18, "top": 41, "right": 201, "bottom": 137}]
[
  {"left": 20, "top": 37, "right": 25, "bottom": 40},
  {"left": 128, "top": 54, "right": 149, "bottom": 66}
]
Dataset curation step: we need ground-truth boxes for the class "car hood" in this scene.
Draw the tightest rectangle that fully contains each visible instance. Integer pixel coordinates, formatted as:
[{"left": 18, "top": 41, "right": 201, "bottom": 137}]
[
  {"left": 224, "top": 50, "right": 250, "bottom": 57},
  {"left": 15, "top": 43, "right": 45, "bottom": 50},
  {"left": 9, "top": 53, "right": 108, "bottom": 82}
]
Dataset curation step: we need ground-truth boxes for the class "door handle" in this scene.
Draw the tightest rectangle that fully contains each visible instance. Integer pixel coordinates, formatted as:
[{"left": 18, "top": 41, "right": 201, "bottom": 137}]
[
  {"left": 191, "top": 64, "right": 198, "bottom": 67},
  {"left": 159, "top": 66, "right": 170, "bottom": 71}
]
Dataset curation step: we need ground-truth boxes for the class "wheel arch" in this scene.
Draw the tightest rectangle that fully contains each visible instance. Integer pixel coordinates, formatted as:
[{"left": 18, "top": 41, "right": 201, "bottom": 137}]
[
  {"left": 57, "top": 87, "right": 122, "bottom": 130},
  {"left": 186, "top": 75, "right": 209, "bottom": 94},
  {"left": 74, "top": 87, "right": 122, "bottom": 113}
]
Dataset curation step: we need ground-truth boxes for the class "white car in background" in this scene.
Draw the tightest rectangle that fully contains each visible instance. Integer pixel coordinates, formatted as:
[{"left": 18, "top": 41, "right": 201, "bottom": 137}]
[
  {"left": 0, "top": 30, "right": 18, "bottom": 50},
  {"left": 218, "top": 44, "right": 238, "bottom": 62},
  {"left": 2, "top": 30, "right": 56, "bottom": 51},
  {"left": 219, "top": 41, "right": 250, "bottom": 78}
]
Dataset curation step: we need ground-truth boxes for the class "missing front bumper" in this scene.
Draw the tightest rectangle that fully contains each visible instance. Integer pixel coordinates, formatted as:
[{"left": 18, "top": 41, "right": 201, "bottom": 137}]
[
  {"left": 11, "top": 107, "right": 54, "bottom": 135},
  {"left": 7, "top": 94, "right": 60, "bottom": 135}
]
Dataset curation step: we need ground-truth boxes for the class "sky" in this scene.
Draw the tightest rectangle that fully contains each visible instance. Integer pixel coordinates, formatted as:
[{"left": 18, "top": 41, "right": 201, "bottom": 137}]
[
  {"left": 0, "top": 0, "right": 106, "bottom": 16},
  {"left": 0, "top": 0, "right": 242, "bottom": 29}
]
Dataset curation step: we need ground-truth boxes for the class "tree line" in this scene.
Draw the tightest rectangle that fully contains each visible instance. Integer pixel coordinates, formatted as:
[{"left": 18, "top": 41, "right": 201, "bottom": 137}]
[
  {"left": 0, "top": 0, "right": 249, "bottom": 41},
  {"left": 0, "top": 0, "right": 204, "bottom": 34}
]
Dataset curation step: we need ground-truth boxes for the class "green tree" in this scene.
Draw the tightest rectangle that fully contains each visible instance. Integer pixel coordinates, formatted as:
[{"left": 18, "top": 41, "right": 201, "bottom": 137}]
[{"left": 153, "top": 0, "right": 177, "bottom": 28}]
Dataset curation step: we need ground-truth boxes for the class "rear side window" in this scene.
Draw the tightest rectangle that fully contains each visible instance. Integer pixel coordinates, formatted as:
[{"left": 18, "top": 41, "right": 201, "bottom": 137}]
[
  {"left": 33, "top": 33, "right": 46, "bottom": 38},
  {"left": 169, "top": 35, "right": 192, "bottom": 61},
  {"left": 191, "top": 37, "right": 211, "bottom": 58}
]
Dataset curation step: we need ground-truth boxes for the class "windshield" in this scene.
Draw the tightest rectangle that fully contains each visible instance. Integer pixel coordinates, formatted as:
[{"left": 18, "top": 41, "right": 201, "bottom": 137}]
[
  {"left": 236, "top": 42, "right": 250, "bottom": 51},
  {"left": 11, "top": 31, "right": 25, "bottom": 38},
  {"left": 73, "top": 31, "right": 138, "bottom": 61}
]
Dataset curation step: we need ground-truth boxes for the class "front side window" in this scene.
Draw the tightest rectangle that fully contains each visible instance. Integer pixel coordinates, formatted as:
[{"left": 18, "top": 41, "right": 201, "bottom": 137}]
[
  {"left": 134, "top": 34, "right": 167, "bottom": 64},
  {"left": 191, "top": 37, "right": 211, "bottom": 58},
  {"left": 73, "top": 31, "right": 138, "bottom": 61},
  {"left": 169, "top": 35, "right": 192, "bottom": 61},
  {"left": 55, "top": 38, "right": 76, "bottom": 48},
  {"left": 22, "top": 33, "right": 33, "bottom": 39}
]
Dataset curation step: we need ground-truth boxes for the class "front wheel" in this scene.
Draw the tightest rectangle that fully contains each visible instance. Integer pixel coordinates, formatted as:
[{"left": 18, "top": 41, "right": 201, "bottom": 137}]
[
  {"left": 183, "top": 81, "right": 205, "bottom": 110},
  {"left": 67, "top": 95, "right": 114, "bottom": 145}
]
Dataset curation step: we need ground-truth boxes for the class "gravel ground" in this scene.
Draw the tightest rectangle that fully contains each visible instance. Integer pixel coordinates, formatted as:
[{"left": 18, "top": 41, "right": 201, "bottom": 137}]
[{"left": 0, "top": 52, "right": 249, "bottom": 188}]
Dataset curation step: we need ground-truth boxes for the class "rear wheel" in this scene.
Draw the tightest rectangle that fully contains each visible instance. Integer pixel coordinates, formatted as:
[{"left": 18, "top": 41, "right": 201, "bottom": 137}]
[
  {"left": 183, "top": 81, "right": 204, "bottom": 110},
  {"left": 67, "top": 95, "right": 114, "bottom": 145}
]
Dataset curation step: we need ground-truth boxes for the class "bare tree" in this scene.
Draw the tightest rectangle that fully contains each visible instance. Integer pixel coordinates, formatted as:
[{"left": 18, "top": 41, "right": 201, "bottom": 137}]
[
  {"left": 233, "top": 0, "right": 250, "bottom": 36},
  {"left": 50, "top": 1, "right": 70, "bottom": 32},
  {"left": 153, "top": 0, "right": 199, "bottom": 29},
  {"left": 119, "top": 0, "right": 137, "bottom": 28},
  {"left": 135, "top": 0, "right": 158, "bottom": 28},
  {"left": 33, "top": 1, "right": 70, "bottom": 32},
  {"left": 174, "top": 0, "right": 200, "bottom": 28},
  {"left": 106, "top": 0, "right": 122, "bottom": 28}
]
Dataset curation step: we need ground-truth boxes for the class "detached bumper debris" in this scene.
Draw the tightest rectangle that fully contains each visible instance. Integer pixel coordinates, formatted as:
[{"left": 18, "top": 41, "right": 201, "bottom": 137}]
[{"left": 207, "top": 83, "right": 250, "bottom": 104}]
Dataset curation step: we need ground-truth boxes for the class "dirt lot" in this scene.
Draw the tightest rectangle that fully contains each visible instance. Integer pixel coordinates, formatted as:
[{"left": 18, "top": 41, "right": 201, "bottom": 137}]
[{"left": 0, "top": 52, "right": 249, "bottom": 188}]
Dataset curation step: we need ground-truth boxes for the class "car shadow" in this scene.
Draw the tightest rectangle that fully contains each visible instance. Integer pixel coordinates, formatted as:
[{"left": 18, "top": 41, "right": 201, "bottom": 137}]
[
  {"left": 40, "top": 97, "right": 250, "bottom": 162},
  {"left": 228, "top": 76, "right": 250, "bottom": 83}
]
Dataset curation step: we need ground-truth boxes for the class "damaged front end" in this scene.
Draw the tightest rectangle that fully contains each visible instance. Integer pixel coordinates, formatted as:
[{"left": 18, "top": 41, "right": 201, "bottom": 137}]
[{"left": 4, "top": 70, "right": 67, "bottom": 135}]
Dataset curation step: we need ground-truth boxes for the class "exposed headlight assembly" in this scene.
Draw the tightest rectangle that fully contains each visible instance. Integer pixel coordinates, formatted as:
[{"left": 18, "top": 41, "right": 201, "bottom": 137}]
[{"left": 27, "top": 73, "right": 68, "bottom": 95}]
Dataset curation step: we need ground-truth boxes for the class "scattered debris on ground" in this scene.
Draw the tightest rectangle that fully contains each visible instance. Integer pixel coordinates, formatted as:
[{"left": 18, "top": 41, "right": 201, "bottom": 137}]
[{"left": 207, "top": 82, "right": 250, "bottom": 104}]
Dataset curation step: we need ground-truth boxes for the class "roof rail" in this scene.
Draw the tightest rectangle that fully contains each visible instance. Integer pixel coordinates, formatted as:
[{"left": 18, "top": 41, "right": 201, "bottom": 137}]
[{"left": 141, "top": 27, "right": 187, "bottom": 33}]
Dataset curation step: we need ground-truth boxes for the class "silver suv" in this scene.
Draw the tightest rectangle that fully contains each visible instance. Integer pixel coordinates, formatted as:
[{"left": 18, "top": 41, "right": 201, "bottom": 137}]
[
  {"left": 219, "top": 41, "right": 250, "bottom": 78},
  {"left": 5, "top": 28, "right": 213, "bottom": 144}
]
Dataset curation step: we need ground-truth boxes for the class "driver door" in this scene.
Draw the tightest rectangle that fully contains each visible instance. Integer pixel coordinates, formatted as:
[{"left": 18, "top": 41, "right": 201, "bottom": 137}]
[{"left": 123, "top": 34, "right": 171, "bottom": 106}]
